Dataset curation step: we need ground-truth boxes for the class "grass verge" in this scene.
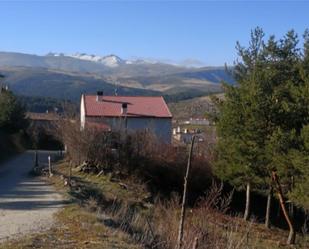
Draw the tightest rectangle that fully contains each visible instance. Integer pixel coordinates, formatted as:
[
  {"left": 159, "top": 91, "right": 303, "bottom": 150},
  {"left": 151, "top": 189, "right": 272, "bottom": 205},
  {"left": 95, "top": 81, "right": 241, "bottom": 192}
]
[
  {"left": 0, "top": 204, "right": 141, "bottom": 249},
  {"left": 0, "top": 160, "right": 144, "bottom": 249},
  {"left": 1, "top": 159, "right": 308, "bottom": 249}
]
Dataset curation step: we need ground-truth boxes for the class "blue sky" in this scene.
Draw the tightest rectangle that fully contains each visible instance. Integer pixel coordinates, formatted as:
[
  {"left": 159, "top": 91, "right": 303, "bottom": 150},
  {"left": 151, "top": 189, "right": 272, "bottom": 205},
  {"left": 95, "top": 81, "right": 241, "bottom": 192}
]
[{"left": 0, "top": 0, "right": 308, "bottom": 66}]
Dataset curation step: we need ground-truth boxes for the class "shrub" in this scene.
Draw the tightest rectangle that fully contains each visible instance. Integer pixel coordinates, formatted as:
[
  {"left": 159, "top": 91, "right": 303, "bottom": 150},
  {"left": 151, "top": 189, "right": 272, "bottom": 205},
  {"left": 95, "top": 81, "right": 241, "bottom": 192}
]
[{"left": 56, "top": 118, "right": 213, "bottom": 200}]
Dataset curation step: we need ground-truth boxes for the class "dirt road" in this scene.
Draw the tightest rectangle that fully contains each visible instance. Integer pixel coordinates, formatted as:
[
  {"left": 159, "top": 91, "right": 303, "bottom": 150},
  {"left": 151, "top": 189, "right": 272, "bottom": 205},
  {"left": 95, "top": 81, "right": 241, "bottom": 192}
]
[{"left": 0, "top": 151, "right": 64, "bottom": 241}]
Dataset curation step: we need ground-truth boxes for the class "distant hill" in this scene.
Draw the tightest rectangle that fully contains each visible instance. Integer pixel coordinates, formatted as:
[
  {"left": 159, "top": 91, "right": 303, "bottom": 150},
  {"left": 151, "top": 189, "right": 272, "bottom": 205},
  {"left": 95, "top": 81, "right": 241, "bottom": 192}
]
[
  {"left": 168, "top": 93, "right": 224, "bottom": 120},
  {"left": 0, "top": 51, "right": 234, "bottom": 103},
  {"left": 0, "top": 51, "right": 187, "bottom": 77},
  {"left": 1, "top": 67, "right": 159, "bottom": 101}
]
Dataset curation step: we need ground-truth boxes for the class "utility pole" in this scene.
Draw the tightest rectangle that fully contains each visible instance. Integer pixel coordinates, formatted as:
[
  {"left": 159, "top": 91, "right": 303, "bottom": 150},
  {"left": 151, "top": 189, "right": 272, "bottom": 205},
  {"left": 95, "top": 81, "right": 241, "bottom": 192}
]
[{"left": 176, "top": 135, "right": 196, "bottom": 249}]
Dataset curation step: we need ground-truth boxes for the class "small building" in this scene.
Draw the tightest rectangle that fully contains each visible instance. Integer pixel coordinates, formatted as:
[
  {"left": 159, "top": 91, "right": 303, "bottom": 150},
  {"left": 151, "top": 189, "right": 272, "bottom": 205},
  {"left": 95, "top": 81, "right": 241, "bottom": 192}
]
[
  {"left": 173, "top": 126, "right": 197, "bottom": 144},
  {"left": 172, "top": 126, "right": 208, "bottom": 145},
  {"left": 183, "top": 118, "right": 211, "bottom": 126},
  {"left": 26, "top": 112, "right": 62, "bottom": 150},
  {"left": 80, "top": 92, "right": 173, "bottom": 143}
]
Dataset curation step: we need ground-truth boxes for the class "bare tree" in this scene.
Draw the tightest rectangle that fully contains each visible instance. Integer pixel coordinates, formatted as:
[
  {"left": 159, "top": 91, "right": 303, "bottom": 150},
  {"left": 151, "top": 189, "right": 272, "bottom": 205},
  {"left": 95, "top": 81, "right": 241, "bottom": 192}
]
[{"left": 272, "top": 170, "right": 296, "bottom": 245}]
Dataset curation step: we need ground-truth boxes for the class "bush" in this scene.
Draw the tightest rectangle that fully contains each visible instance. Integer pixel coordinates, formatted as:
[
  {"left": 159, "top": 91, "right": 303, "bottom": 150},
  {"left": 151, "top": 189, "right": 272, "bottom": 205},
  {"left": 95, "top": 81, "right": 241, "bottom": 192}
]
[
  {"left": 56, "top": 119, "right": 213, "bottom": 200},
  {"left": 0, "top": 89, "right": 28, "bottom": 132}
]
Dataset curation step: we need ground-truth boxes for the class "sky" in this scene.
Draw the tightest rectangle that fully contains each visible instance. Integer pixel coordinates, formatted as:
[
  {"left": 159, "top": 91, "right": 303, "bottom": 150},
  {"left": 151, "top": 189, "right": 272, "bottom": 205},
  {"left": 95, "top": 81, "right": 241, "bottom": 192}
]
[{"left": 0, "top": 0, "right": 308, "bottom": 66}]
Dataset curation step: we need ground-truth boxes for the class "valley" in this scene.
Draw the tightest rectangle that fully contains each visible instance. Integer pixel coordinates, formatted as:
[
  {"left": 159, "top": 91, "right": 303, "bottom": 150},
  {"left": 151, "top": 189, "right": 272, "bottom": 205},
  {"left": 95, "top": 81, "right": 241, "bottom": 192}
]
[{"left": 0, "top": 52, "right": 232, "bottom": 104}]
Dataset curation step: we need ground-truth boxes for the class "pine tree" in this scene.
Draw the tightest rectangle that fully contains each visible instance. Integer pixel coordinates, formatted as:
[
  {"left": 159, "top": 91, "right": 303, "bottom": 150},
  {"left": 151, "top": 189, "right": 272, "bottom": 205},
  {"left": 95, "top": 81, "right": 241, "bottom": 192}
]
[
  {"left": 0, "top": 88, "right": 27, "bottom": 132},
  {"left": 288, "top": 30, "right": 309, "bottom": 210},
  {"left": 215, "top": 28, "right": 309, "bottom": 226}
]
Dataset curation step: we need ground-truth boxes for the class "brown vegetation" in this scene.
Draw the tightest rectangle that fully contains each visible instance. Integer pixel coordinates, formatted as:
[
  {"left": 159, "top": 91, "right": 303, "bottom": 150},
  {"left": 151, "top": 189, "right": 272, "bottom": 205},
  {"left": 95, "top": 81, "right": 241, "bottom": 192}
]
[
  {"left": 55, "top": 118, "right": 213, "bottom": 199},
  {"left": 50, "top": 117, "right": 309, "bottom": 248}
]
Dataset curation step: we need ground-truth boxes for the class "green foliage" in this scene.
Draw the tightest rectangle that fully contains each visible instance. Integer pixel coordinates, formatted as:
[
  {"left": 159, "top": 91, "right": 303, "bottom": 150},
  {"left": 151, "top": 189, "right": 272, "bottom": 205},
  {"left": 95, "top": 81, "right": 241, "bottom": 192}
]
[
  {"left": 17, "top": 95, "right": 78, "bottom": 113},
  {"left": 0, "top": 89, "right": 28, "bottom": 132},
  {"left": 289, "top": 125, "right": 309, "bottom": 209},
  {"left": 215, "top": 27, "right": 309, "bottom": 207}
]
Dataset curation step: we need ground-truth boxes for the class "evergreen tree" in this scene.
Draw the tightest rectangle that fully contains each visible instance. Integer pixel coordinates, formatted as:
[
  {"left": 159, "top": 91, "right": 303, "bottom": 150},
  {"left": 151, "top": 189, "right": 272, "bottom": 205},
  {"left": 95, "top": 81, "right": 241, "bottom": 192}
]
[
  {"left": 216, "top": 28, "right": 272, "bottom": 221},
  {"left": 288, "top": 30, "right": 309, "bottom": 210},
  {"left": 289, "top": 125, "right": 309, "bottom": 210},
  {"left": 0, "top": 88, "right": 27, "bottom": 132},
  {"left": 215, "top": 28, "right": 309, "bottom": 225}
]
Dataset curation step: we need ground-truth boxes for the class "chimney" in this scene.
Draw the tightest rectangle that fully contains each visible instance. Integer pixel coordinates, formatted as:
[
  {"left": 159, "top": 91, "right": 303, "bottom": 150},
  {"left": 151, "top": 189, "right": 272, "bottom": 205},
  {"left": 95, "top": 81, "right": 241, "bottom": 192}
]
[
  {"left": 121, "top": 103, "right": 128, "bottom": 115},
  {"left": 96, "top": 91, "right": 103, "bottom": 101}
]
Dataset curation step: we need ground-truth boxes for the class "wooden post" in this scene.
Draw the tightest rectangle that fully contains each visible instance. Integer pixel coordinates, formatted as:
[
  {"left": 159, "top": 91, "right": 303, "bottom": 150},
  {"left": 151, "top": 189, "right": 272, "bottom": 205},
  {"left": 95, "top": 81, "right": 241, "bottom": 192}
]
[
  {"left": 271, "top": 170, "right": 295, "bottom": 245},
  {"left": 176, "top": 135, "right": 196, "bottom": 249}
]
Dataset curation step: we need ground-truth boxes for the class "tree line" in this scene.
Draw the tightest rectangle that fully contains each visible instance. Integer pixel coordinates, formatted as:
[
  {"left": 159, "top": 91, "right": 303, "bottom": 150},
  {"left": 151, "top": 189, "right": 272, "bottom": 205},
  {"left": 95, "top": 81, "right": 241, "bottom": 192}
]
[
  {"left": 214, "top": 28, "right": 309, "bottom": 244},
  {"left": 0, "top": 82, "right": 27, "bottom": 133}
]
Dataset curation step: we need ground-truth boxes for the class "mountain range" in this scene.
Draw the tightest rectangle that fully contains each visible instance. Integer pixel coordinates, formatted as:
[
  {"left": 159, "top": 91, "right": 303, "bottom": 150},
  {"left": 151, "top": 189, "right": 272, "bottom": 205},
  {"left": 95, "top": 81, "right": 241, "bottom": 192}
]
[{"left": 0, "top": 51, "right": 234, "bottom": 102}]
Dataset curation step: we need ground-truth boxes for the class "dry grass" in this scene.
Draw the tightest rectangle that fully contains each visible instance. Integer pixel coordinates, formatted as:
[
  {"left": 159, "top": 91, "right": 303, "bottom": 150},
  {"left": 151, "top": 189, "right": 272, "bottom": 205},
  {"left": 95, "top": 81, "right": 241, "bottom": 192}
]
[
  {"left": 51, "top": 162, "right": 309, "bottom": 249},
  {"left": 147, "top": 185, "right": 309, "bottom": 249},
  {"left": 4, "top": 159, "right": 308, "bottom": 249},
  {"left": 52, "top": 160, "right": 149, "bottom": 203},
  {"left": 72, "top": 160, "right": 309, "bottom": 248},
  {"left": 0, "top": 160, "right": 144, "bottom": 249},
  {"left": 0, "top": 204, "right": 141, "bottom": 249}
]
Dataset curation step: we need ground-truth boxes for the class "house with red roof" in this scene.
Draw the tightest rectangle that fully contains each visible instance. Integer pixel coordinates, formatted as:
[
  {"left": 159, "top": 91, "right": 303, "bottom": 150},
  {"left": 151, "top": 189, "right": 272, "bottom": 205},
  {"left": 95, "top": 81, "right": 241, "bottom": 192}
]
[{"left": 80, "top": 92, "right": 173, "bottom": 143}]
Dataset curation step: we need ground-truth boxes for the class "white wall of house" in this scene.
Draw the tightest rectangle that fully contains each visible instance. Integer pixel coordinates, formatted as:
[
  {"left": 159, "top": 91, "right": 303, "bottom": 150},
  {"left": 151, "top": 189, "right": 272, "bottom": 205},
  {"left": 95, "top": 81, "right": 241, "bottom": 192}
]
[
  {"left": 126, "top": 117, "right": 172, "bottom": 143},
  {"left": 84, "top": 116, "right": 172, "bottom": 143},
  {"left": 80, "top": 95, "right": 86, "bottom": 129}
]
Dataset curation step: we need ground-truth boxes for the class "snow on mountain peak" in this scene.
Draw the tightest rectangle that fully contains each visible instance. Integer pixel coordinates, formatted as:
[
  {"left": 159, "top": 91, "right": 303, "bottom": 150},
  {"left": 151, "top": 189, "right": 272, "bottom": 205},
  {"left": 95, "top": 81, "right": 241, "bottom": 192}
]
[
  {"left": 47, "top": 52, "right": 166, "bottom": 67},
  {"left": 65, "top": 53, "right": 124, "bottom": 67},
  {"left": 100, "top": 54, "right": 125, "bottom": 67}
]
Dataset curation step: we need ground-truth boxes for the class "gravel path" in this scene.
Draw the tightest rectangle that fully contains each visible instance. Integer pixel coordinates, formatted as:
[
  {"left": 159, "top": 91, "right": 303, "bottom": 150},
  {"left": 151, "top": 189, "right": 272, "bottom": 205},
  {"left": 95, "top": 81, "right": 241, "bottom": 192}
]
[{"left": 0, "top": 151, "right": 65, "bottom": 241}]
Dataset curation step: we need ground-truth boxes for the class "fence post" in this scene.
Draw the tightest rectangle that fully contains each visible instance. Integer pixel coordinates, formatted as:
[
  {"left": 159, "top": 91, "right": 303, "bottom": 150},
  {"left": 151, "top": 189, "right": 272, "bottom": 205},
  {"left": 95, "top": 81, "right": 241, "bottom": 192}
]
[
  {"left": 192, "top": 236, "right": 198, "bottom": 249},
  {"left": 34, "top": 150, "right": 38, "bottom": 167},
  {"left": 48, "top": 155, "right": 53, "bottom": 177},
  {"left": 68, "top": 160, "right": 72, "bottom": 185}
]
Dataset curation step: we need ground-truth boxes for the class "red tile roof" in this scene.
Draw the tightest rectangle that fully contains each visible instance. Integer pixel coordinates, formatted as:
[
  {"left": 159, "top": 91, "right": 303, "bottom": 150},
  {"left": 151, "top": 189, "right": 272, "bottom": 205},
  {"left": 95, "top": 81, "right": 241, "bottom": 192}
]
[{"left": 83, "top": 95, "right": 172, "bottom": 118}]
